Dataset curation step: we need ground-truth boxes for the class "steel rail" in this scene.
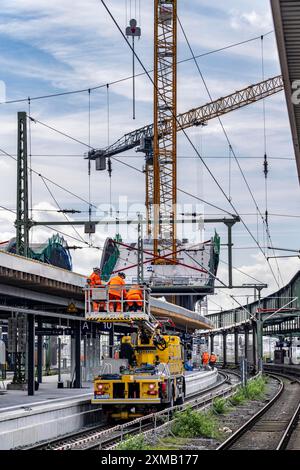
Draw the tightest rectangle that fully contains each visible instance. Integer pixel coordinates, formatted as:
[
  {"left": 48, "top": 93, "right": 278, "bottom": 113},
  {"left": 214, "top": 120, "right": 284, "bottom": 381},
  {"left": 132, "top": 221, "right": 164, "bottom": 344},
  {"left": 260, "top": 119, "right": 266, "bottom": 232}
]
[
  {"left": 104, "top": 371, "right": 242, "bottom": 451},
  {"left": 217, "top": 372, "right": 300, "bottom": 450},
  {"left": 28, "top": 370, "right": 237, "bottom": 451},
  {"left": 277, "top": 400, "right": 300, "bottom": 450}
]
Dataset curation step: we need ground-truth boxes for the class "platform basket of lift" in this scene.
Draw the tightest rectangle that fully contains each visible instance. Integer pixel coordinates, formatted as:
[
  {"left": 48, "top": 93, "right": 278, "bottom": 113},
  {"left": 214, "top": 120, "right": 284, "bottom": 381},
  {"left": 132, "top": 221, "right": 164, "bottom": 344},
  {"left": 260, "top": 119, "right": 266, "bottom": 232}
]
[{"left": 84, "top": 284, "right": 151, "bottom": 322}]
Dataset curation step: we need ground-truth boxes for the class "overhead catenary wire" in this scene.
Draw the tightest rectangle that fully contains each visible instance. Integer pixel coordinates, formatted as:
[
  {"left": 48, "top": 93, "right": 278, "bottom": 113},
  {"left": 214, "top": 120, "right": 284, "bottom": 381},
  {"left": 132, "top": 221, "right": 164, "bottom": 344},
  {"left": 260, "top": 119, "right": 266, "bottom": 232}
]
[
  {"left": 40, "top": 175, "right": 88, "bottom": 246},
  {"left": 176, "top": 14, "right": 284, "bottom": 288},
  {"left": 111, "top": 155, "right": 234, "bottom": 216},
  {"left": 6, "top": 154, "right": 294, "bottom": 160},
  {"left": 27, "top": 98, "right": 33, "bottom": 222},
  {"left": 21, "top": 115, "right": 235, "bottom": 217},
  {"left": 0, "top": 146, "right": 98, "bottom": 210},
  {"left": 88, "top": 89, "right": 92, "bottom": 228},
  {"left": 107, "top": 84, "right": 113, "bottom": 216},
  {"left": 219, "top": 258, "right": 265, "bottom": 285},
  {"left": 2, "top": 208, "right": 300, "bottom": 219},
  {"left": 261, "top": 35, "right": 269, "bottom": 231},
  {"left": 0, "top": 202, "right": 100, "bottom": 250},
  {"left": 100, "top": 0, "right": 282, "bottom": 290}
]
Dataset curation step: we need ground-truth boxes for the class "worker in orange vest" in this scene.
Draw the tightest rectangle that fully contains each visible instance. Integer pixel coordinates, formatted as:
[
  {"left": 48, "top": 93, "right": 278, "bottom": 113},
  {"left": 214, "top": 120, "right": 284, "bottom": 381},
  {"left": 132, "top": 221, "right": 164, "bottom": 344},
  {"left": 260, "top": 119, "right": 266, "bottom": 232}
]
[
  {"left": 87, "top": 267, "right": 102, "bottom": 312},
  {"left": 126, "top": 285, "right": 143, "bottom": 312},
  {"left": 201, "top": 350, "right": 210, "bottom": 368},
  {"left": 107, "top": 272, "right": 127, "bottom": 312},
  {"left": 209, "top": 352, "right": 217, "bottom": 368}
]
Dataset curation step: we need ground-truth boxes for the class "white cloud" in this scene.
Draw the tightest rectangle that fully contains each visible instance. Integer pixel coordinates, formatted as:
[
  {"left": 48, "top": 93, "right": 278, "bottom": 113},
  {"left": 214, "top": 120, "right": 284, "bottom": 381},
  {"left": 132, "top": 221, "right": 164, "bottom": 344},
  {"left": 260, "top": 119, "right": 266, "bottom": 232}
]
[
  {"left": 230, "top": 10, "right": 273, "bottom": 31},
  {"left": 209, "top": 253, "right": 300, "bottom": 313},
  {"left": 0, "top": 0, "right": 299, "bottom": 294}
]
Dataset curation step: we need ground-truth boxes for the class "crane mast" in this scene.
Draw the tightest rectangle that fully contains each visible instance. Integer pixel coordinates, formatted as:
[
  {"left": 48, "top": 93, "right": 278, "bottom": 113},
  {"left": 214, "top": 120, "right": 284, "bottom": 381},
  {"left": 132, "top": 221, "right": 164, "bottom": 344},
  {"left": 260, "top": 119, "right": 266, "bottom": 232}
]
[{"left": 152, "top": 0, "right": 177, "bottom": 262}]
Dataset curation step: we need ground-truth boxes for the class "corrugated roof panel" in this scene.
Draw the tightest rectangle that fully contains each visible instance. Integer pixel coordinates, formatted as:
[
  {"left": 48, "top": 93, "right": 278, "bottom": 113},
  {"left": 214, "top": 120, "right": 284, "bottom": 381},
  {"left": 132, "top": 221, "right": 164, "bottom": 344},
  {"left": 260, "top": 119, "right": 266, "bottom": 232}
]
[{"left": 271, "top": 0, "right": 300, "bottom": 182}]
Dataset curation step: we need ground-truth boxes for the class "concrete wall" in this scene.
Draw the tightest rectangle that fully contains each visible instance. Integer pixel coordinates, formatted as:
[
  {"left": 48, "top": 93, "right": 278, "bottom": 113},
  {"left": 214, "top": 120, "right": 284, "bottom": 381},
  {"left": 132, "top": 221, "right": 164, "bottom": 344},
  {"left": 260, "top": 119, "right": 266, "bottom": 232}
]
[{"left": 0, "top": 398, "right": 102, "bottom": 449}]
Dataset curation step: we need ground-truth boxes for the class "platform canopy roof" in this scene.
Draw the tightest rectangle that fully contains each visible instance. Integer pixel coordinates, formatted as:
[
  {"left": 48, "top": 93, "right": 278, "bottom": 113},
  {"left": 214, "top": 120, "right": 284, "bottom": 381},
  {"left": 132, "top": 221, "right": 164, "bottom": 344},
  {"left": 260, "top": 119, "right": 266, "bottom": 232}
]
[{"left": 271, "top": 0, "right": 300, "bottom": 182}]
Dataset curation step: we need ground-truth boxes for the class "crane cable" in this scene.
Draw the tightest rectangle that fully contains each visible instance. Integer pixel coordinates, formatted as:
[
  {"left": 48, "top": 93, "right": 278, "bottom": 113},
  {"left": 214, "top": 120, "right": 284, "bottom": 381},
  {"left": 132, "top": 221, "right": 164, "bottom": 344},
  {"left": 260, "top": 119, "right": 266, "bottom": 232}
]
[
  {"left": 88, "top": 88, "right": 92, "bottom": 239},
  {"left": 177, "top": 14, "right": 284, "bottom": 288},
  {"left": 99, "top": 0, "right": 281, "bottom": 289}
]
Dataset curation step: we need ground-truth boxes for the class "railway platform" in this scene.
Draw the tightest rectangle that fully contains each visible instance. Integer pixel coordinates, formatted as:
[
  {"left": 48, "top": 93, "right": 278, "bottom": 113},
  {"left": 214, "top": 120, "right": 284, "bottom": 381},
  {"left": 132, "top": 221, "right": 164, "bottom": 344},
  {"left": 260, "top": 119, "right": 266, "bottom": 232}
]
[
  {"left": 0, "top": 375, "right": 96, "bottom": 449},
  {"left": 264, "top": 363, "right": 300, "bottom": 378}
]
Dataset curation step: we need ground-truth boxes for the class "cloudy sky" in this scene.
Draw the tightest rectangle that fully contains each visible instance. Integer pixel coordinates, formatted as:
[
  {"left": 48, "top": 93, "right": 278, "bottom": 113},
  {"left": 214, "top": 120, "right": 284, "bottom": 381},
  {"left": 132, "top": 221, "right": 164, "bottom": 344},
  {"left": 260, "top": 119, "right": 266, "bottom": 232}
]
[{"left": 0, "top": 0, "right": 299, "bottom": 311}]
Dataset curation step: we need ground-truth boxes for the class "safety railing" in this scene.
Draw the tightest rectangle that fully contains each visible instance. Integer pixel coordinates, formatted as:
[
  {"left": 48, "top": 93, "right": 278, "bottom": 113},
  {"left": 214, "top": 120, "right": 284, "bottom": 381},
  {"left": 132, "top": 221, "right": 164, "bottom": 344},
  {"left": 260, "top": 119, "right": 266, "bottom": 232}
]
[{"left": 84, "top": 284, "right": 151, "bottom": 322}]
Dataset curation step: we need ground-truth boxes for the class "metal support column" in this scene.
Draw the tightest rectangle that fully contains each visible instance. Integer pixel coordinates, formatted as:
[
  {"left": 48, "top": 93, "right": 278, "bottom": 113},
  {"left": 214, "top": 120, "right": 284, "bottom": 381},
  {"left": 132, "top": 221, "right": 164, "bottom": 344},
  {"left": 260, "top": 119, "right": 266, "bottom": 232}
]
[
  {"left": 225, "top": 220, "right": 236, "bottom": 289},
  {"left": 27, "top": 315, "right": 35, "bottom": 396},
  {"left": 57, "top": 337, "right": 63, "bottom": 387},
  {"left": 109, "top": 327, "right": 114, "bottom": 359},
  {"left": 210, "top": 334, "right": 214, "bottom": 354},
  {"left": 137, "top": 213, "right": 144, "bottom": 283},
  {"left": 234, "top": 329, "right": 239, "bottom": 365},
  {"left": 244, "top": 326, "right": 249, "bottom": 361},
  {"left": 252, "top": 321, "right": 257, "bottom": 372},
  {"left": 37, "top": 319, "right": 43, "bottom": 383},
  {"left": 256, "top": 287, "right": 264, "bottom": 372},
  {"left": 222, "top": 333, "right": 227, "bottom": 368},
  {"left": 74, "top": 322, "right": 81, "bottom": 388},
  {"left": 16, "top": 111, "right": 30, "bottom": 257}
]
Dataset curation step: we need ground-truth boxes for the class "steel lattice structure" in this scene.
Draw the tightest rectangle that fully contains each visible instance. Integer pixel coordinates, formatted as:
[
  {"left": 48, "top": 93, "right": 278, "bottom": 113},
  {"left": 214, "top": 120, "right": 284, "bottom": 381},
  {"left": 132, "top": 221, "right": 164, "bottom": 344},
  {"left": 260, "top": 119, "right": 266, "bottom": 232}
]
[
  {"left": 16, "top": 111, "right": 30, "bottom": 257},
  {"left": 90, "top": 75, "right": 283, "bottom": 162},
  {"left": 153, "top": 0, "right": 177, "bottom": 260},
  {"left": 89, "top": 72, "right": 283, "bottom": 254}
]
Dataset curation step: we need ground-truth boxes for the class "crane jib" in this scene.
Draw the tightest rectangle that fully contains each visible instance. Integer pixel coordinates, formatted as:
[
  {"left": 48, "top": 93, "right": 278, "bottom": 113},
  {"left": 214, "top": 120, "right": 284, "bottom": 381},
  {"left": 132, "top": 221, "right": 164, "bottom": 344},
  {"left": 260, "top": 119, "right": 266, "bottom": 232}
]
[{"left": 88, "top": 75, "right": 283, "bottom": 161}]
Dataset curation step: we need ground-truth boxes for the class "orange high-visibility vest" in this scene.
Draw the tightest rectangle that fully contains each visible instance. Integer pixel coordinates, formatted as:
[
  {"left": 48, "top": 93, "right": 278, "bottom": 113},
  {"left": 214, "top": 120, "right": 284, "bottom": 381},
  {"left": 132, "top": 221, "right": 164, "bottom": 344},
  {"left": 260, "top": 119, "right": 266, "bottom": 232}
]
[
  {"left": 88, "top": 272, "right": 102, "bottom": 286},
  {"left": 108, "top": 275, "right": 126, "bottom": 297},
  {"left": 202, "top": 352, "right": 209, "bottom": 363},
  {"left": 126, "top": 287, "right": 143, "bottom": 300}
]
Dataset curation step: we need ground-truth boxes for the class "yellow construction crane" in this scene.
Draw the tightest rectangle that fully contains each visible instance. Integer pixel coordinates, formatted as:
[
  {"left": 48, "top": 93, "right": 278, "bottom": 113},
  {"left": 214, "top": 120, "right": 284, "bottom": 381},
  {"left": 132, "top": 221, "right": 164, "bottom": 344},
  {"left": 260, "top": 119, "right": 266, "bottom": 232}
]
[
  {"left": 89, "top": 0, "right": 283, "bottom": 264},
  {"left": 89, "top": 76, "right": 283, "bottom": 241}
]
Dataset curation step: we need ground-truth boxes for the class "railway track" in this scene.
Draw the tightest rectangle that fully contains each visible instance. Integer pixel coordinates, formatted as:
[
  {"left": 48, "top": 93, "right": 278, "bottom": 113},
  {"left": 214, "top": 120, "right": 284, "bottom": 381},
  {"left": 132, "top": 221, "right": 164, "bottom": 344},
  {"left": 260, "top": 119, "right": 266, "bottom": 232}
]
[
  {"left": 217, "top": 371, "right": 300, "bottom": 451},
  {"left": 103, "top": 370, "right": 241, "bottom": 451},
  {"left": 27, "top": 370, "right": 239, "bottom": 450}
]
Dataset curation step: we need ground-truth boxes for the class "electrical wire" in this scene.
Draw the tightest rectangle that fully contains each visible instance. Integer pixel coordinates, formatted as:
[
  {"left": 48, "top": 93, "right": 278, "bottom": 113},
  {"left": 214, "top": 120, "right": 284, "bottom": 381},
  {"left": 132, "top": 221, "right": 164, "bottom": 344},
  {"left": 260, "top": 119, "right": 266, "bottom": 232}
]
[
  {"left": 107, "top": 84, "right": 112, "bottom": 216},
  {"left": 28, "top": 116, "right": 93, "bottom": 149},
  {"left": 5, "top": 154, "right": 293, "bottom": 160},
  {"left": 0, "top": 146, "right": 98, "bottom": 210},
  {"left": 111, "top": 155, "right": 234, "bottom": 216},
  {"left": 177, "top": 14, "right": 283, "bottom": 288},
  {"left": 0, "top": 204, "right": 15, "bottom": 215},
  {"left": 219, "top": 258, "right": 265, "bottom": 285},
  {"left": 0, "top": 202, "right": 99, "bottom": 249},
  {"left": 100, "top": 0, "right": 282, "bottom": 290},
  {"left": 88, "top": 89, "right": 92, "bottom": 229},
  {"left": 28, "top": 98, "right": 33, "bottom": 222},
  {"left": 40, "top": 175, "right": 88, "bottom": 246},
  {"left": 0, "top": 143, "right": 232, "bottom": 218}
]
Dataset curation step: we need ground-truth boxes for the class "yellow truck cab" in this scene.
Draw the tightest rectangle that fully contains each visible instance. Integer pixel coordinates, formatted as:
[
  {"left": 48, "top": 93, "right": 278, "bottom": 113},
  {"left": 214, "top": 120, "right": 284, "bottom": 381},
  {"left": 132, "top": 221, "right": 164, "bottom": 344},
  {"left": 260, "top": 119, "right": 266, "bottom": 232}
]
[{"left": 93, "top": 334, "right": 185, "bottom": 419}]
